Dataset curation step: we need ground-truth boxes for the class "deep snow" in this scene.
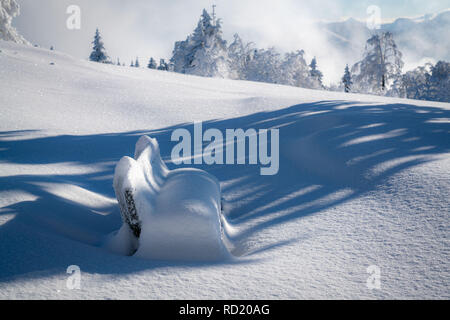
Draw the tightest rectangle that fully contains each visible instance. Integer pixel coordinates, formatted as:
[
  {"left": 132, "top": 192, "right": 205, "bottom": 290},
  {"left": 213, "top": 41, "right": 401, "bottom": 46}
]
[{"left": 0, "top": 41, "right": 449, "bottom": 299}]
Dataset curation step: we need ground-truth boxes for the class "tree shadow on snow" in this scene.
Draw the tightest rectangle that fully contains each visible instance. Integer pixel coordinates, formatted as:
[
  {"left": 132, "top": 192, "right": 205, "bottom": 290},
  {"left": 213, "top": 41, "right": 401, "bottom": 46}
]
[{"left": 0, "top": 100, "right": 449, "bottom": 280}]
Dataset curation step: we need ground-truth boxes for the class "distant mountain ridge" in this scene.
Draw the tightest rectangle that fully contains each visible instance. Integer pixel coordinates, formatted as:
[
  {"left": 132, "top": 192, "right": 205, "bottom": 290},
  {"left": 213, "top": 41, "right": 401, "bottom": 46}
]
[{"left": 320, "top": 9, "right": 450, "bottom": 66}]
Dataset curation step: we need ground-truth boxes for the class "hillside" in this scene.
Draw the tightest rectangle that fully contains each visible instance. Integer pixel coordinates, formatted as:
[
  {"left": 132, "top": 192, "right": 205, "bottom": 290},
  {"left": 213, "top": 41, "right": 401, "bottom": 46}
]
[
  {"left": 322, "top": 9, "right": 450, "bottom": 67},
  {"left": 0, "top": 41, "right": 449, "bottom": 299}
]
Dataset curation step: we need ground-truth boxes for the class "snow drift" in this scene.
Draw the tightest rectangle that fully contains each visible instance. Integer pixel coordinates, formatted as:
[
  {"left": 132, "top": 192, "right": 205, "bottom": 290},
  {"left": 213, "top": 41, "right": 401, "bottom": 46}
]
[
  {"left": 0, "top": 41, "right": 448, "bottom": 299},
  {"left": 110, "top": 136, "right": 229, "bottom": 261}
]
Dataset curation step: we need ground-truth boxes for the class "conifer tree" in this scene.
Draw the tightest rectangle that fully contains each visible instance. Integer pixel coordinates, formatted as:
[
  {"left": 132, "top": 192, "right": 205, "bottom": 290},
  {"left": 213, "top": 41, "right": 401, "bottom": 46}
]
[
  {"left": 89, "top": 28, "right": 109, "bottom": 63},
  {"left": 342, "top": 64, "right": 352, "bottom": 93},
  {"left": 157, "top": 59, "right": 169, "bottom": 71},
  {"left": 147, "top": 57, "right": 157, "bottom": 69},
  {"left": 170, "top": 8, "right": 231, "bottom": 78},
  {"left": 309, "top": 57, "right": 324, "bottom": 89}
]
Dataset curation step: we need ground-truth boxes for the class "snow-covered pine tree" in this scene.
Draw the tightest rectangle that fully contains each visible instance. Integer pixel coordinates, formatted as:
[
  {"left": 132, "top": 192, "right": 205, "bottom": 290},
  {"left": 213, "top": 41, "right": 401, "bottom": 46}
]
[
  {"left": 278, "top": 50, "right": 310, "bottom": 87},
  {"left": 130, "top": 61, "right": 134, "bottom": 67},
  {"left": 135, "top": 57, "right": 140, "bottom": 68},
  {"left": 401, "top": 64, "right": 431, "bottom": 100},
  {"left": 351, "top": 32, "right": 404, "bottom": 96},
  {"left": 171, "top": 38, "right": 189, "bottom": 73},
  {"left": 147, "top": 57, "right": 157, "bottom": 69},
  {"left": 170, "top": 9, "right": 231, "bottom": 78},
  {"left": 228, "top": 34, "right": 254, "bottom": 80},
  {"left": 245, "top": 47, "right": 282, "bottom": 84},
  {"left": 342, "top": 64, "right": 352, "bottom": 93},
  {"left": 309, "top": 57, "right": 324, "bottom": 89},
  {"left": 168, "top": 61, "right": 174, "bottom": 72},
  {"left": 157, "top": 59, "right": 169, "bottom": 71},
  {"left": 428, "top": 61, "right": 450, "bottom": 102},
  {"left": 400, "top": 61, "right": 449, "bottom": 102},
  {"left": 89, "top": 28, "right": 109, "bottom": 63},
  {"left": 0, "top": 0, "right": 29, "bottom": 44}
]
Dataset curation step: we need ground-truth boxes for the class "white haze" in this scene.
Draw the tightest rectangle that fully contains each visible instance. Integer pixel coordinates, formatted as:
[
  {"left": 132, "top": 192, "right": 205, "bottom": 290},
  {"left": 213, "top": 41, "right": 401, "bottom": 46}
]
[{"left": 13, "top": 0, "right": 450, "bottom": 85}]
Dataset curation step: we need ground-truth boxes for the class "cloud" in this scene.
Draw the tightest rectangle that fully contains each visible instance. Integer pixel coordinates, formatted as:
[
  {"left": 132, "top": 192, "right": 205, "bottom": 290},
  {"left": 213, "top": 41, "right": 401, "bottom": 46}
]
[{"left": 215, "top": 0, "right": 348, "bottom": 84}]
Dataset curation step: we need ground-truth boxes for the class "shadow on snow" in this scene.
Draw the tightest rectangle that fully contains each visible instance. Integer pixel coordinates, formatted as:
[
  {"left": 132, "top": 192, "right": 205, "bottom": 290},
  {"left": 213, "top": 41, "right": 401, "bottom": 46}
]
[{"left": 0, "top": 100, "right": 449, "bottom": 280}]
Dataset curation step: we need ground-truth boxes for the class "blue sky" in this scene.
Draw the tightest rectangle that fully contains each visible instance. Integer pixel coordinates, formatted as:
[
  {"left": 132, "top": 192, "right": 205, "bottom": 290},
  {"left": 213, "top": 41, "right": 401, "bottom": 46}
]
[
  {"left": 315, "top": 0, "right": 449, "bottom": 20},
  {"left": 13, "top": 0, "right": 450, "bottom": 83}
]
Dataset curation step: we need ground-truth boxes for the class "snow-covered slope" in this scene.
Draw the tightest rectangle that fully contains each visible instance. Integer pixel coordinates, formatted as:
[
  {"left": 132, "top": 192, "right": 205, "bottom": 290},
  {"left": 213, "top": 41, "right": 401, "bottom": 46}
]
[
  {"left": 111, "top": 136, "right": 228, "bottom": 261},
  {"left": 0, "top": 41, "right": 449, "bottom": 299}
]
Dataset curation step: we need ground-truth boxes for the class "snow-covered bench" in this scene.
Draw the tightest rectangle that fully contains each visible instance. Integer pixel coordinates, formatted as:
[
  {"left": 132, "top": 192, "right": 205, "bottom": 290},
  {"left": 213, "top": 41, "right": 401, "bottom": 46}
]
[{"left": 110, "top": 136, "right": 229, "bottom": 261}]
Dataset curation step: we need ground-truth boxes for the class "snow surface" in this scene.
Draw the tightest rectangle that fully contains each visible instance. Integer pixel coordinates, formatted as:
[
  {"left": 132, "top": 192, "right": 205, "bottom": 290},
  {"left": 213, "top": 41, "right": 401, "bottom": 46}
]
[{"left": 0, "top": 41, "right": 449, "bottom": 299}]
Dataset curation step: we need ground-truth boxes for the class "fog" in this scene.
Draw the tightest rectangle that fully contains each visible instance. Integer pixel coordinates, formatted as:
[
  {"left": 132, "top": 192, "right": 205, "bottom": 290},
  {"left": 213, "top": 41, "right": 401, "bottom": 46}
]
[{"left": 13, "top": 0, "right": 450, "bottom": 85}]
